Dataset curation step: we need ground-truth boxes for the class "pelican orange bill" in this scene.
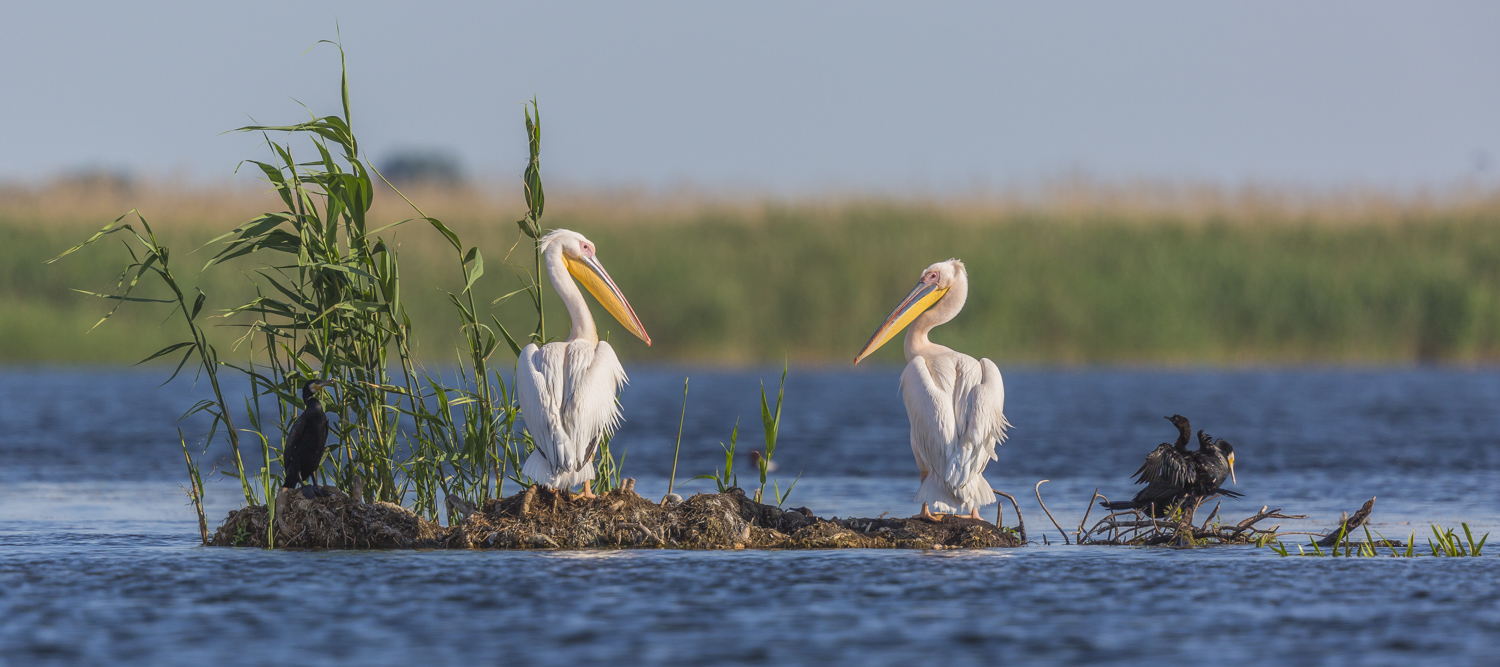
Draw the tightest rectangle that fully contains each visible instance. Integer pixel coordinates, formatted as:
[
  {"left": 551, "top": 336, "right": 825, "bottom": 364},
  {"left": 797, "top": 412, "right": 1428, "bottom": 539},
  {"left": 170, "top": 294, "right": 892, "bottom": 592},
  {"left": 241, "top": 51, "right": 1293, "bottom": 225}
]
[
  {"left": 565, "top": 253, "right": 651, "bottom": 345},
  {"left": 854, "top": 281, "right": 948, "bottom": 364}
]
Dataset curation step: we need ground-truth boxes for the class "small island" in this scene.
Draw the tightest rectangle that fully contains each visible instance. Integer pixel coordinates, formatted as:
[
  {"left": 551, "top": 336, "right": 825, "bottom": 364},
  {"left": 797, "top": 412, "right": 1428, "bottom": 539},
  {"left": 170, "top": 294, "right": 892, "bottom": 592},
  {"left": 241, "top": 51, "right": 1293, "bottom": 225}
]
[{"left": 211, "top": 485, "right": 1024, "bottom": 551}]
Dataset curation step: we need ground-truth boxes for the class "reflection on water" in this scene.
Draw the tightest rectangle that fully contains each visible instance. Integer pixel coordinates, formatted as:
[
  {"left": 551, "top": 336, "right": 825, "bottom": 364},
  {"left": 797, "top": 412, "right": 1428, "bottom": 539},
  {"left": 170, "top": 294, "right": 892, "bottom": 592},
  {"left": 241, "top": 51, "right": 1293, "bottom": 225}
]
[{"left": 1, "top": 366, "right": 1498, "bottom": 664}]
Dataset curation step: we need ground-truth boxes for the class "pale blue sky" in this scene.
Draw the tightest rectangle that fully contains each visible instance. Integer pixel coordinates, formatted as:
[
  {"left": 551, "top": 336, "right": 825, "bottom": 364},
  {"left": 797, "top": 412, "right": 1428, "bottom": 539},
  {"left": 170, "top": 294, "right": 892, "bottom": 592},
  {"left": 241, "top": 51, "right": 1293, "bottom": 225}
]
[{"left": 3, "top": 1, "right": 1499, "bottom": 193}]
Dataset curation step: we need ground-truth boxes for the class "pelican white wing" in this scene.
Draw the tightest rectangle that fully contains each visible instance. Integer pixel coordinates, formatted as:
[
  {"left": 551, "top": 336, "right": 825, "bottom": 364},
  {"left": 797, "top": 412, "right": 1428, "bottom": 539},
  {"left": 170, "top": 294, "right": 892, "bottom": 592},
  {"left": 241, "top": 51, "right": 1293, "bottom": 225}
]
[
  {"left": 517, "top": 339, "right": 628, "bottom": 488},
  {"left": 902, "top": 352, "right": 1008, "bottom": 513}
]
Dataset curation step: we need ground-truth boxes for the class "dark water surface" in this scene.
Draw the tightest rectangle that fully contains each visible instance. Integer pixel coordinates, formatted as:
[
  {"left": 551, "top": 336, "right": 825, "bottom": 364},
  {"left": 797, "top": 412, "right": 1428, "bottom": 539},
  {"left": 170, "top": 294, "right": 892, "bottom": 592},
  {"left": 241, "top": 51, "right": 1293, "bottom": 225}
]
[{"left": 2, "top": 366, "right": 1497, "bottom": 665}]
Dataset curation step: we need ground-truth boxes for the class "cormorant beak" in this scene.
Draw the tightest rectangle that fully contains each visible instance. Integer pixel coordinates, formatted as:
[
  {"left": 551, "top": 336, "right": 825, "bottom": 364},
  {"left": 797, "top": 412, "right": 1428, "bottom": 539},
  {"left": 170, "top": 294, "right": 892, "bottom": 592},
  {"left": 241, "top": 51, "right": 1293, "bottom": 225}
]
[
  {"left": 1228, "top": 452, "right": 1237, "bottom": 485},
  {"left": 565, "top": 252, "right": 651, "bottom": 346},
  {"left": 854, "top": 279, "right": 948, "bottom": 364}
]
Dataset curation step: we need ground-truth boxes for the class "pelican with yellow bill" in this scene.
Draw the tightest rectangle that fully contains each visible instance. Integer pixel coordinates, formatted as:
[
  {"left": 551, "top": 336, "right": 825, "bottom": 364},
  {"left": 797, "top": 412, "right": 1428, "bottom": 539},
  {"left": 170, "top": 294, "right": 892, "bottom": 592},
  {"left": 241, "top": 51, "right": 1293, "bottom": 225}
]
[
  {"left": 517, "top": 229, "right": 651, "bottom": 499},
  {"left": 855, "top": 259, "right": 1009, "bottom": 521}
]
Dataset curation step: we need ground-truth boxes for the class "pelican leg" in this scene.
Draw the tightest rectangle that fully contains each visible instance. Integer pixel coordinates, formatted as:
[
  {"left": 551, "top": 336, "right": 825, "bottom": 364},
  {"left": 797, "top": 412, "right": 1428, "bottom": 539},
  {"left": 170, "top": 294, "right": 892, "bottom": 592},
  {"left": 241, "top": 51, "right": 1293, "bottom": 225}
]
[
  {"left": 578, "top": 480, "right": 598, "bottom": 500},
  {"left": 966, "top": 508, "right": 981, "bottom": 520},
  {"left": 917, "top": 503, "right": 945, "bottom": 522}
]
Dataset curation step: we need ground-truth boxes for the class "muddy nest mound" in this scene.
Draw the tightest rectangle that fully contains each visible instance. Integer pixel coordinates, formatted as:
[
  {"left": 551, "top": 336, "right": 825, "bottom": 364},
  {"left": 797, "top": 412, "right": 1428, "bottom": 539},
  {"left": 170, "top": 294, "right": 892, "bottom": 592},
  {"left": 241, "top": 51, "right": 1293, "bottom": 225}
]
[
  {"left": 210, "top": 486, "right": 1020, "bottom": 550},
  {"left": 211, "top": 487, "right": 446, "bottom": 549},
  {"left": 449, "top": 486, "right": 1020, "bottom": 550}
]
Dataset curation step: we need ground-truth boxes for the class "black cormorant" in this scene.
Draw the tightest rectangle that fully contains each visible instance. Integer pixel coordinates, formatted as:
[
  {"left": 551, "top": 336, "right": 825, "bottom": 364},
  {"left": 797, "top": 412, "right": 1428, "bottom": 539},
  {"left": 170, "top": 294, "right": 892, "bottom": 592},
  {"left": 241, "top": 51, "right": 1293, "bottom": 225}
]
[
  {"left": 1129, "top": 414, "right": 1193, "bottom": 487},
  {"left": 282, "top": 379, "right": 335, "bottom": 498},
  {"left": 1102, "top": 417, "right": 1240, "bottom": 517}
]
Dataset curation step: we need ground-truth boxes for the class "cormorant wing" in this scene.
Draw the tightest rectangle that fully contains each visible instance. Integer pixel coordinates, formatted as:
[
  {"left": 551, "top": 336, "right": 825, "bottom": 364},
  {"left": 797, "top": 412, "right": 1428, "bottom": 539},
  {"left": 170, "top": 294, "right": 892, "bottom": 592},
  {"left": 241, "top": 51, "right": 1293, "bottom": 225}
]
[{"left": 1132, "top": 442, "right": 1194, "bottom": 487}]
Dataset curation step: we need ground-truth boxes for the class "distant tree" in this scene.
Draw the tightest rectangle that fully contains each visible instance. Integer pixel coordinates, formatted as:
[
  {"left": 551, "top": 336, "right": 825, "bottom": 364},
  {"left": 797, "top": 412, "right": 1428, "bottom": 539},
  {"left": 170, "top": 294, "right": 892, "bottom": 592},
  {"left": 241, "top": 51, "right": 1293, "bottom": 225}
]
[
  {"left": 378, "top": 149, "right": 465, "bottom": 187},
  {"left": 59, "top": 166, "right": 135, "bottom": 192}
]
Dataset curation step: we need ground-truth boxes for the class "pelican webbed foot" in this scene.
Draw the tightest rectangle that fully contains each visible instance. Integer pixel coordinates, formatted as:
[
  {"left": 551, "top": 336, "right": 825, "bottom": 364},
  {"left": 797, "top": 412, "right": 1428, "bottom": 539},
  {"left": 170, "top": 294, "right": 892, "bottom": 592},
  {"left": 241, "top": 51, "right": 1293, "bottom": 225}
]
[
  {"left": 577, "top": 483, "right": 598, "bottom": 500},
  {"left": 916, "top": 503, "right": 945, "bottom": 522}
]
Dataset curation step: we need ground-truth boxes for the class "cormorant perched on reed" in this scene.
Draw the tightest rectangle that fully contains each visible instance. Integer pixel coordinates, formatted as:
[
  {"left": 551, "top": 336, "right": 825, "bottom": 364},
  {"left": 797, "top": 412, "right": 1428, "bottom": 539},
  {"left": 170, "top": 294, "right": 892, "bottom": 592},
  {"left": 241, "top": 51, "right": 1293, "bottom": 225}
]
[
  {"left": 282, "top": 379, "right": 335, "bottom": 499},
  {"left": 1102, "top": 416, "right": 1240, "bottom": 517}
]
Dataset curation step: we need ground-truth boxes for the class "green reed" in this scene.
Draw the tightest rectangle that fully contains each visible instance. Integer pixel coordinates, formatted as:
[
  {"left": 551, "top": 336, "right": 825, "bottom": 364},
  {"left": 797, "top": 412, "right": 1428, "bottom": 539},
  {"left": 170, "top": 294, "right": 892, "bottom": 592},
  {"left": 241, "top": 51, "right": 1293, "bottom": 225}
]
[
  {"left": 383, "top": 100, "right": 549, "bottom": 518},
  {"left": 178, "top": 429, "right": 208, "bottom": 545},
  {"left": 1428, "top": 523, "right": 1487, "bottom": 557},
  {"left": 49, "top": 210, "right": 256, "bottom": 507},
  {"left": 1263, "top": 523, "right": 1488, "bottom": 558},
  {"left": 682, "top": 366, "right": 800, "bottom": 506},
  {"left": 202, "top": 41, "right": 426, "bottom": 510},
  {"left": 694, "top": 419, "right": 740, "bottom": 493},
  {"left": 754, "top": 363, "right": 800, "bottom": 506},
  {"left": 50, "top": 41, "right": 576, "bottom": 536},
  {"left": 591, "top": 430, "right": 626, "bottom": 496},
  {"left": 664, "top": 377, "right": 690, "bottom": 500}
]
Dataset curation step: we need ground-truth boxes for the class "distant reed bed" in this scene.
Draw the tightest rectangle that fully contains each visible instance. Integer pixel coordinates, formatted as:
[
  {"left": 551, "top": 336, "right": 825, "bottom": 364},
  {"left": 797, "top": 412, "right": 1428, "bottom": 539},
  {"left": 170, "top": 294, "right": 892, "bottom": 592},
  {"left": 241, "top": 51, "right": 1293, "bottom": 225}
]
[{"left": 9, "top": 179, "right": 1500, "bottom": 365}]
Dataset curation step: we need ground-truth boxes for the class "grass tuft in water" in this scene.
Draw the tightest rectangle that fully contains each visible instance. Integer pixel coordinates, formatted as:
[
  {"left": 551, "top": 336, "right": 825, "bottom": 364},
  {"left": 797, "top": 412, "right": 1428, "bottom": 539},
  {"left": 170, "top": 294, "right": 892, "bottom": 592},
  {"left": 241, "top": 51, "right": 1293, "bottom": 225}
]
[{"left": 1262, "top": 523, "right": 1488, "bottom": 558}]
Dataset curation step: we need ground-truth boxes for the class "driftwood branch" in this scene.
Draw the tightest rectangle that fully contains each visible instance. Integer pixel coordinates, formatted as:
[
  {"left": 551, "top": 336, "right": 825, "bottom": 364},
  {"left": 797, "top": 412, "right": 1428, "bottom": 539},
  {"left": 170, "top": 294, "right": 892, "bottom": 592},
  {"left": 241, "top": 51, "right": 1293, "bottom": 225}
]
[
  {"left": 992, "top": 489, "right": 1026, "bottom": 543},
  {"left": 1078, "top": 497, "right": 1309, "bottom": 546},
  {"left": 1317, "top": 497, "right": 1376, "bottom": 546},
  {"left": 1034, "top": 480, "right": 1070, "bottom": 545},
  {"left": 1226, "top": 506, "right": 1307, "bottom": 538},
  {"left": 1075, "top": 488, "right": 1101, "bottom": 542}
]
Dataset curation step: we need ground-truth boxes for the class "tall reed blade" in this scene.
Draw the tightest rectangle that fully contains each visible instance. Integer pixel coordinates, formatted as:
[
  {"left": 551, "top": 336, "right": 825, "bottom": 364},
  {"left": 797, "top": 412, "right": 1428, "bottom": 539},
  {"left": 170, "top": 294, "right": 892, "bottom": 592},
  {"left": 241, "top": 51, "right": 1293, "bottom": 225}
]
[{"left": 665, "top": 377, "right": 690, "bottom": 500}]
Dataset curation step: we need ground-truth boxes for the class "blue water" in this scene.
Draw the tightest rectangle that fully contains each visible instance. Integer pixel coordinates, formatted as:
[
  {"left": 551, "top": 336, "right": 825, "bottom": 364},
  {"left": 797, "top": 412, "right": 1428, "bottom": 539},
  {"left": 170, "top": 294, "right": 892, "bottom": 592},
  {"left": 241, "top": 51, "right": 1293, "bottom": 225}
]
[{"left": 1, "top": 367, "right": 1497, "bottom": 665}]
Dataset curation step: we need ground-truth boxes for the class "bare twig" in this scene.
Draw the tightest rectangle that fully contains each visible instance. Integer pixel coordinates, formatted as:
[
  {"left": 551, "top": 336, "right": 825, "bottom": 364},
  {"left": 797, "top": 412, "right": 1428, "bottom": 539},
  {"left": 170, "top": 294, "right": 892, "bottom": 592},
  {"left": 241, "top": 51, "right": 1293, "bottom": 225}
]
[
  {"left": 1084, "top": 509, "right": 1136, "bottom": 542},
  {"left": 993, "top": 489, "right": 1025, "bottom": 543},
  {"left": 1228, "top": 506, "right": 1307, "bottom": 539},
  {"left": 1067, "top": 490, "right": 1356, "bottom": 547},
  {"left": 1076, "top": 487, "right": 1100, "bottom": 543},
  {"left": 1200, "top": 501, "right": 1221, "bottom": 530},
  {"left": 1034, "top": 480, "right": 1070, "bottom": 545},
  {"left": 1105, "top": 519, "right": 1185, "bottom": 530}
]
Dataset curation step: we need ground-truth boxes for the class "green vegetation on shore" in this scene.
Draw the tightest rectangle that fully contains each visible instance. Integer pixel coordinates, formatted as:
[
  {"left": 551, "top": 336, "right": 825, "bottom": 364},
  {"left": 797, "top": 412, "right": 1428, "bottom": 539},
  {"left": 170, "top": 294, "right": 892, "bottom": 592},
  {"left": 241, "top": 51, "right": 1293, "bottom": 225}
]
[{"left": 10, "top": 188, "right": 1500, "bottom": 365}]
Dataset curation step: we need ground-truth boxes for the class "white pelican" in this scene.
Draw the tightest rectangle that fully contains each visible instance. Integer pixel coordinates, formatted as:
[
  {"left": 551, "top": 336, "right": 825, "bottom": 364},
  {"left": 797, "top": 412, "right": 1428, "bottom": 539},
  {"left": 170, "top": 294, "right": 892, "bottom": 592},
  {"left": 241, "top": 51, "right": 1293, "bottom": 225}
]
[
  {"left": 517, "top": 229, "right": 651, "bottom": 498},
  {"left": 854, "top": 259, "right": 1008, "bottom": 521}
]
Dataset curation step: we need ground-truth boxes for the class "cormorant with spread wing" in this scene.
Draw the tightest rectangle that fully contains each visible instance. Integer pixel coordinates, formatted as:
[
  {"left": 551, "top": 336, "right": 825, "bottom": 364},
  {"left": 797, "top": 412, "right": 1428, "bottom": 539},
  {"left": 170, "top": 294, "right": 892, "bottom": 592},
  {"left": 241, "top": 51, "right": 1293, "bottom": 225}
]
[
  {"left": 282, "top": 379, "right": 336, "bottom": 498},
  {"left": 1102, "top": 415, "right": 1240, "bottom": 517}
]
